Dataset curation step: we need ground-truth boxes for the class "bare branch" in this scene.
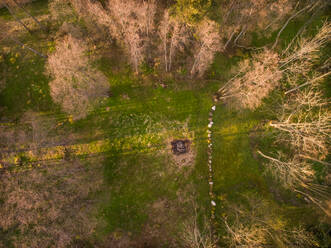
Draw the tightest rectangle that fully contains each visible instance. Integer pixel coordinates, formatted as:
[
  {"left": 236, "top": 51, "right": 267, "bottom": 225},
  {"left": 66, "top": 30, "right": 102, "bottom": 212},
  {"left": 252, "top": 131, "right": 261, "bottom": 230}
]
[{"left": 285, "top": 71, "right": 331, "bottom": 94}]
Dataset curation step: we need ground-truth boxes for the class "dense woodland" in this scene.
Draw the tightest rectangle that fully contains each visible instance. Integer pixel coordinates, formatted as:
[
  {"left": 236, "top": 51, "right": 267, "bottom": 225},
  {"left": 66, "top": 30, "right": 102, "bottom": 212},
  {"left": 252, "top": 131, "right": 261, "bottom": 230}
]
[{"left": 0, "top": 0, "right": 330, "bottom": 247}]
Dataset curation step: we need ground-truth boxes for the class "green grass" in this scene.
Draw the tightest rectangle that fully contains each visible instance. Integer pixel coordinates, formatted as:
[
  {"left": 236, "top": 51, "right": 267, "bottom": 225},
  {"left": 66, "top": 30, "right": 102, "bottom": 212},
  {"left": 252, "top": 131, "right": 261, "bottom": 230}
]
[
  {"left": 0, "top": 0, "right": 57, "bottom": 119},
  {"left": 0, "top": 48, "right": 55, "bottom": 116},
  {"left": 101, "top": 153, "right": 185, "bottom": 233}
]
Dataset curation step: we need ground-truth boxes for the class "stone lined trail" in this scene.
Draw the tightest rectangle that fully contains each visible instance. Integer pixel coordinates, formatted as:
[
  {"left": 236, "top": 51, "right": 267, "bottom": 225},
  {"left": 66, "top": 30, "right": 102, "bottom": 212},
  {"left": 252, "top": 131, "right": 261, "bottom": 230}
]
[
  {"left": 207, "top": 102, "right": 217, "bottom": 247},
  {"left": 207, "top": 89, "right": 226, "bottom": 247}
]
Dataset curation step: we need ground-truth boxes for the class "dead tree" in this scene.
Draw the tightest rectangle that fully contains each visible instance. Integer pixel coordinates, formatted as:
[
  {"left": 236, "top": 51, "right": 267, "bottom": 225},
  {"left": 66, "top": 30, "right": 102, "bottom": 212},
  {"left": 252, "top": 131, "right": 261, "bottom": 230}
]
[
  {"left": 190, "top": 19, "right": 221, "bottom": 77},
  {"left": 158, "top": 11, "right": 190, "bottom": 72},
  {"left": 72, "top": 0, "right": 157, "bottom": 73},
  {"left": 220, "top": 49, "right": 282, "bottom": 110},
  {"left": 180, "top": 201, "right": 215, "bottom": 248},
  {"left": 258, "top": 151, "right": 331, "bottom": 217},
  {"left": 47, "top": 31, "right": 109, "bottom": 119}
]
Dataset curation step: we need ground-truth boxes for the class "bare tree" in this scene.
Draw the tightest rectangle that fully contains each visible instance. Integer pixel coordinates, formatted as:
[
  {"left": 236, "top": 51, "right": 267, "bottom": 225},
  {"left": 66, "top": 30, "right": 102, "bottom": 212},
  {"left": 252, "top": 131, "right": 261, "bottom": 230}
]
[
  {"left": 220, "top": 49, "right": 282, "bottom": 110},
  {"left": 190, "top": 19, "right": 222, "bottom": 77},
  {"left": 258, "top": 151, "right": 331, "bottom": 217},
  {"left": 47, "top": 28, "right": 109, "bottom": 120},
  {"left": 271, "top": 0, "right": 322, "bottom": 50},
  {"left": 220, "top": 20, "right": 330, "bottom": 110},
  {"left": 270, "top": 112, "right": 330, "bottom": 161},
  {"left": 72, "top": 0, "right": 157, "bottom": 73},
  {"left": 273, "top": 85, "right": 330, "bottom": 161},
  {"left": 281, "top": 21, "right": 331, "bottom": 71},
  {"left": 258, "top": 86, "right": 330, "bottom": 215},
  {"left": 158, "top": 10, "right": 191, "bottom": 72}
]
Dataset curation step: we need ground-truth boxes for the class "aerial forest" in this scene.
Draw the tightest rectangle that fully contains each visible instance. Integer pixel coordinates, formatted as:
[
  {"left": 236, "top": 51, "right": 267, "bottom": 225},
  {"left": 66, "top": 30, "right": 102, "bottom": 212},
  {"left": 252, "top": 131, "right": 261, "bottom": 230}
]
[{"left": 0, "top": 0, "right": 330, "bottom": 247}]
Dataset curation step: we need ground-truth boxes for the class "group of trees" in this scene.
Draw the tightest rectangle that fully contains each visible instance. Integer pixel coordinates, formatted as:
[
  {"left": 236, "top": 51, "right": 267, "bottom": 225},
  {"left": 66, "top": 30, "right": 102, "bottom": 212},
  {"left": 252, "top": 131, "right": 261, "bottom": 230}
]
[
  {"left": 70, "top": 0, "right": 157, "bottom": 73},
  {"left": 67, "top": 0, "right": 263, "bottom": 77},
  {"left": 215, "top": 9, "right": 330, "bottom": 245},
  {"left": 43, "top": 0, "right": 320, "bottom": 118},
  {"left": 67, "top": 0, "right": 317, "bottom": 78},
  {"left": 218, "top": 19, "right": 330, "bottom": 215},
  {"left": 1, "top": 0, "right": 330, "bottom": 247}
]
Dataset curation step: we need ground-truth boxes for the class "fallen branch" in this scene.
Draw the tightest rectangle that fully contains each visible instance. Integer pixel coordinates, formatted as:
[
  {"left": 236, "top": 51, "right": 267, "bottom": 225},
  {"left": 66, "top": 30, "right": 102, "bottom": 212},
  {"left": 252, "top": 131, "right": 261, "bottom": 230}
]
[
  {"left": 11, "top": 0, "right": 47, "bottom": 31},
  {"left": 282, "top": 7, "right": 320, "bottom": 55},
  {"left": 299, "top": 154, "right": 331, "bottom": 166},
  {"left": 271, "top": 2, "right": 316, "bottom": 50},
  {"left": 285, "top": 71, "right": 331, "bottom": 94},
  {"left": 10, "top": 37, "right": 47, "bottom": 58},
  {"left": 4, "top": 2, "right": 32, "bottom": 34}
]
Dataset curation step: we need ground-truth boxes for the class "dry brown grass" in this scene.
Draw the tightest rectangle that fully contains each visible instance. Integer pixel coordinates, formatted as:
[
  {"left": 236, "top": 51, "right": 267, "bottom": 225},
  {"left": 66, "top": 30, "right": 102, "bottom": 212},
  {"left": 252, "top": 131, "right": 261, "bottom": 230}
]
[
  {"left": 180, "top": 204, "right": 214, "bottom": 248},
  {"left": 47, "top": 27, "right": 109, "bottom": 120},
  {"left": 0, "top": 158, "right": 103, "bottom": 248},
  {"left": 1, "top": 0, "right": 34, "bottom": 8},
  {"left": 48, "top": 0, "right": 72, "bottom": 21}
]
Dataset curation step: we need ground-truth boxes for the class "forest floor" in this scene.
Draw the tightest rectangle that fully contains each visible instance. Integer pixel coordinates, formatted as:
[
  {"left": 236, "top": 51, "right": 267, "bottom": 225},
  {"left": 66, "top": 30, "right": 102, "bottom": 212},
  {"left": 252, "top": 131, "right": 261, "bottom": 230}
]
[{"left": 0, "top": 1, "right": 329, "bottom": 247}]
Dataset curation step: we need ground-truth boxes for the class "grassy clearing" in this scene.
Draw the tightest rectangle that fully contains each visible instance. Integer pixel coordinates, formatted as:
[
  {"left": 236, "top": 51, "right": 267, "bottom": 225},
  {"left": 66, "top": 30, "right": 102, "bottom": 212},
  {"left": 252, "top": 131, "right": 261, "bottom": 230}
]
[{"left": 0, "top": 1, "right": 329, "bottom": 246}]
